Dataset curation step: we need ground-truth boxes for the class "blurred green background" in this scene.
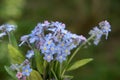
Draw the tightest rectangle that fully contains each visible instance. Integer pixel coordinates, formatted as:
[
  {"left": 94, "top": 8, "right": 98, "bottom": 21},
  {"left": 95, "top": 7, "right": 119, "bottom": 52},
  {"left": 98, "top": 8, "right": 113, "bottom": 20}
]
[{"left": 0, "top": 0, "right": 120, "bottom": 80}]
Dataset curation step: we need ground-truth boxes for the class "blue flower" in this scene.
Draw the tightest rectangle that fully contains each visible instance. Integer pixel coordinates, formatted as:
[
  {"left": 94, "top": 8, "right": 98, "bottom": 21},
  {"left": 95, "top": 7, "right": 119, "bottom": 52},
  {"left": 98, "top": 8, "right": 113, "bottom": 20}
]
[
  {"left": 10, "top": 64, "right": 20, "bottom": 71},
  {"left": 79, "top": 35, "right": 87, "bottom": 42},
  {"left": 51, "top": 21, "right": 65, "bottom": 30},
  {"left": 89, "top": 27, "right": 103, "bottom": 45},
  {"left": 29, "top": 36, "right": 39, "bottom": 43},
  {"left": 44, "top": 54, "right": 53, "bottom": 62},
  {"left": 63, "top": 48, "right": 71, "bottom": 55},
  {"left": 0, "top": 32, "right": 6, "bottom": 38},
  {"left": 43, "top": 20, "right": 50, "bottom": 26},
  {"left": 89, "top": 20, "right": 111, "bottom": 45},
  {"left": 19, "top": 35, "right": 29, "bottom": 46},
  {"left": 34, "top": 23, "right": 44, "bottom": 34},
  {"left": 40, "top": 43, "right": 50, "bottom": 54},
  {"left": 99, "top": 20, "right": 111, "bottom": 39},
  {"left": 22, "top": 64, "right": 32, "bottom": 76},
  {"left": 0, "top": 24, "right": 16, "bottom": 38},
  {"left": 26, "top": 50, "right": 34, "bottom": 59},
  {"left": 49, "top": 43, "right": 56, "bottom": 54},
  {"left": 20, "top": 21, "right": 87, "bottom": 62},
  {"left": 0, "top": 24, "right": 16, "bottom": 32},
  {"left": 4, "top": 24, "right": 16, "bottom": 32},
  {"left": 56, "top": 53, "right": 66, "bottom": 63},
  {"left": 20, "top": 35, "right": 29, "bottom": 41}
]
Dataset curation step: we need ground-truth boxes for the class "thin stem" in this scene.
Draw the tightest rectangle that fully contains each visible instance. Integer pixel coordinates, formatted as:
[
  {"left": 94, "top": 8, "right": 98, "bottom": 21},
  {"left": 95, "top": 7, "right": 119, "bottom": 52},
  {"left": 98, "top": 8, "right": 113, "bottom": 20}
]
[
  {"left": 60, "top": 63, "right": 62, "bottom": 80},
  {"left": 43, "top": 68, "right": 46, "bottom": 80},
  {"left": 68, "top": 35, "right": 94, "bottom": 64},
  {"left": 49, "top": 62, "right": 51, "bottom": 80},
  {"left": 27, "top": 76, "right": 30, "bottom": 80},
  {"left": 26, "top": 41, "right": 33, "bottom": 50},
  {"left": 55, "top": 61, "right": 58, "bottom": 70},
  {"left": 61, "top": 35, "right": 94, "bottom": 77},
  {"left": 51, "top": 68, "right": 58, "bottom": 80},
  {"left": 7, "top": 31, "right": 11, "bottom": 44},
  {"left": 43, "top": 61, "right": 47, "bottom": 80}
]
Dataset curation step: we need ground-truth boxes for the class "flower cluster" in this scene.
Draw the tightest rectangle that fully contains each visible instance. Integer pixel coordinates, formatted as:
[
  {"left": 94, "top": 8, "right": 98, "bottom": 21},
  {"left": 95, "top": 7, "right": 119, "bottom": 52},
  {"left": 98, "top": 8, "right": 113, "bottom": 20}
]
[
  {"left": 10, "top": 59, "right": 32, "bottom": 80},
  {"left": 89, "top": 20, "right": 111, "bottom": 45},
  {"left": 0, "top": 24, "right": 16, "bottom": 38},
  {"left": 20, "top": 21, "right": 86, "bottom": 63},
  {"left": 1, "top": 20, "right": 111, "bottom": 80}
]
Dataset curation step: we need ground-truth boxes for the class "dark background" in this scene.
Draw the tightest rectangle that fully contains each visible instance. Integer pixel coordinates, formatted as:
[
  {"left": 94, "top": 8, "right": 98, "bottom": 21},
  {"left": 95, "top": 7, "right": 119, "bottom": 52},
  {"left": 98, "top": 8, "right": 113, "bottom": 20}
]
[{"left": 0, "top": 0, "right": 120, "bottom": 80}]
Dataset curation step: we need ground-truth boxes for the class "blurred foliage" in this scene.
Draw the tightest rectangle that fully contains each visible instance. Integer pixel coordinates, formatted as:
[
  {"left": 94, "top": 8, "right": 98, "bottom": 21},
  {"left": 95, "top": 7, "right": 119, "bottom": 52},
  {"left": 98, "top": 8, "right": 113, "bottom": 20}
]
[
  {"left": 0, "top": 0, "right": 26, "bottom": 20},
  {"left": 0, "top": 0, "right": 120, "bottom": 80}
]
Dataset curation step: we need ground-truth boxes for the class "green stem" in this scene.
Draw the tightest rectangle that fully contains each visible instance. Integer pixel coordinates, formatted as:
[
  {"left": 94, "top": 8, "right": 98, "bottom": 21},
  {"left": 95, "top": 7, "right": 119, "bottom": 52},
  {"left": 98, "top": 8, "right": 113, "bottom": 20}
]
[
  {"left": 7, "top": 32, "right": 11, "bottom": 44},
  {"left": 27, "top": 41, "right": 33, "bottom": 50},
  {"left": 51, "top": 68, "right": 58, "bottom": 80},
  {"left": 60, "top": 63, "right": 62, "bottom": 80},
  {"left": 55, "top": 61, "right": 58, "bottom": 70},
  {"left": 43, "top": 68, "right": 46, "bottom": 80},
  {"left": 61, "top": 35, "right": 94, "bottom": 77},
  {"left": 27, "top": 76, "right": 30, "bottom": 80},
  {"left": 68, "top": 35, "right": 94, "bottom": 64},
  {"left": 43, "top": 61, "right": 47, "bottom": 80},
  {"left": 49, "top": 62, "right": 52, "bottom": 80}
]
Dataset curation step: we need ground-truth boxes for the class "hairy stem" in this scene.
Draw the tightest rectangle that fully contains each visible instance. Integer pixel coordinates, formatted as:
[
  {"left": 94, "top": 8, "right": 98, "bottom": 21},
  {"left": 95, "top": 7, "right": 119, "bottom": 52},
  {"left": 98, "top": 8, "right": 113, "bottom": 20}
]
[{"left": 61, "top": 35, "right": 94, "bottom": 77}]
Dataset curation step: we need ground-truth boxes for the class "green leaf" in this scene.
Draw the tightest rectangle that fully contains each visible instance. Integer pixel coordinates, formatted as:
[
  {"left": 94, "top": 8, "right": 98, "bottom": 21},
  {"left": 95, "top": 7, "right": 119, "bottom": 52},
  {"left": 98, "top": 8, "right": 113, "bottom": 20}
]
[
  {"left": 34, "top": 49, "right": 44, "bottom": 74},
  {"left": 27, "top": 70, "right": 43, "bottom": 80},
  {"left": 62, "top": 75, "right": 74, "bottom": 80},
  {"left": 9, "top": 32, "right": 18, "bottom": 48},
  {"left": 8, "top": 44, "right": 25, "bottom": 64},
  {"left": 67, "top": 58, "right": 93, "bottom": 71},
  {"left": 4, "top": 66, "right": 17, "bottom": 80}
]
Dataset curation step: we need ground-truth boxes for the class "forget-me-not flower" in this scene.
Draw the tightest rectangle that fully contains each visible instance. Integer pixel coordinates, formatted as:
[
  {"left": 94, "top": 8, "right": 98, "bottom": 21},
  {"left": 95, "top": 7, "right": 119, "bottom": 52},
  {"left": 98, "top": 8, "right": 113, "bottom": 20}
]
[
  {"left": 20, "top": 21, "right": 87, "bottom": 63},
  {"left": 26, "top": 50, "right": 34, "bottom": 59},
  {"left": 0, "top": 24, "right": 16, "bottom": 38},
  {"left": 89, "top": 20, "right": 111, "bottom": 45},
  {"left": 56, "top": 53, "right": 66, "bottom": 63},
  {"left": 99, "top": 20, "right": 111, "bottom": 39},
  {"left": 44, "top": 53, "right": 53, "bottom": 62},
  {"left": 22, "top": 64, "right": 32, "bottom": 76}
]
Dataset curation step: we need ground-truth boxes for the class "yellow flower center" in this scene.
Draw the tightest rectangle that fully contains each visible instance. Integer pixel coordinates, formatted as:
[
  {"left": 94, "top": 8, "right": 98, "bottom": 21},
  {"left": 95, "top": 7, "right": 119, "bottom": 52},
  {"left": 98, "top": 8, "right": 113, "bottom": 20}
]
[
  {"left": 60, "top": 56, "right": 62, "bottom": 59},
  {"left": 51, "top": 47, "right": 54, "bottom": 51},
  {"left": 61, "top": 43, "right": 64, "bottom": 46},
  {"left": 44, "top": 47, "right": 47, "bottom": 51},
  {"left": 48, "top": 40, "right": 51, "bottom": 44},
  {"left": 65, "top": 49, "right": 68, "bottom": 53},
  {"left": 25, "top": 69, "right": 28, "bottom": 72},
  {"left": 47, "top": 56, "right": 51, "bottom": 59}
]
